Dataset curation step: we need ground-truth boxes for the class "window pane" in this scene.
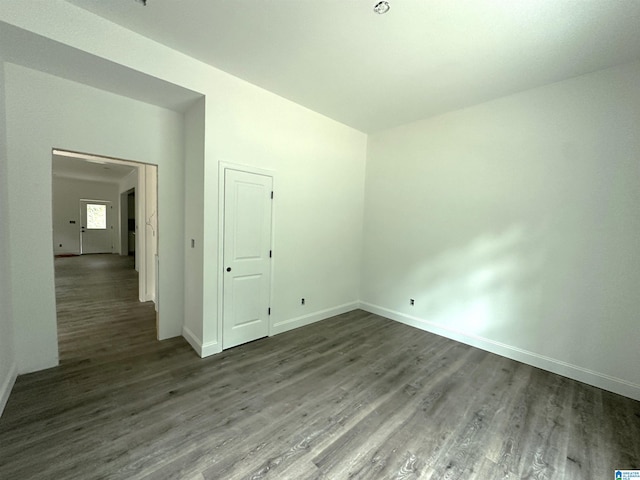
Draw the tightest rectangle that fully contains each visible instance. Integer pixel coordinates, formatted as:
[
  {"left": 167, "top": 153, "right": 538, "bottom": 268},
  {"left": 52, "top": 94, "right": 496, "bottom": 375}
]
[{"left": 87, "top": 204, "right": 107, "bottom": 229}]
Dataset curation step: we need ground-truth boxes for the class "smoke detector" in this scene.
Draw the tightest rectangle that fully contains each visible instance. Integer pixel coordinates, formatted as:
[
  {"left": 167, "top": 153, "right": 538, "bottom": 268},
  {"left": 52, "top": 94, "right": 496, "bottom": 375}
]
[{"left": 373, "top": 1, "right": 390, "bottom": 14}]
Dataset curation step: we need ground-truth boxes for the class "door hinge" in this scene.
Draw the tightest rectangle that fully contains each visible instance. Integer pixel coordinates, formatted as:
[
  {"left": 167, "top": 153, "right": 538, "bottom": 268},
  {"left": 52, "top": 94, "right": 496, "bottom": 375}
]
[
  {"left": 270, "top": 191, "right": 274, "bottom": 199},
  {"left": 269, "top": 250, "right": 272, "bottom": 258},
  {"left": 268, "top": 307, "right": 271, "bottom": 315}
]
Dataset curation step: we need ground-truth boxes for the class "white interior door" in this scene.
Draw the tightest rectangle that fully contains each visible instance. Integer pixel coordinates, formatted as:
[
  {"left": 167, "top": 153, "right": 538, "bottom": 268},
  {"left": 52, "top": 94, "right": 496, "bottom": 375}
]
[
  {"left": 222, "top": 169, "right": 273, "bottom": 349},
  {"left": 80, "top": 200, "right": 113, "bottom": 254}
]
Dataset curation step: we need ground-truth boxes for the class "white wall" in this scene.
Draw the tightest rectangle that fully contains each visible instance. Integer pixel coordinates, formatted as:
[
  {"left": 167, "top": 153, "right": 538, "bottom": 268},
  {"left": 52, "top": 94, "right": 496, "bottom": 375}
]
[
  {"left": 362, "top": 61, "right": 640, "bottom": 400},
  {"left": 52, "top": 176, "right": 120, "bottom": 255},
  {"left": 4, "top": 63, "right": 185, "bottom": 373},
  {"left": 182, "top": 84, "right": 368, "bottom": 356},
  {"left": 1, "top": 2, "right": 367, "bottom": 363},
  {"left": 183, "top": 98, "right": 205, "bottom": 348},
  {"left": 199, "top": 76, "right": 367, "bottom": 354},
  {"left": 119, "top": 169, "right": 137, "bottom": 193},
  {"left": 0, "top": 61, "right": 18, "bottom": 416}
]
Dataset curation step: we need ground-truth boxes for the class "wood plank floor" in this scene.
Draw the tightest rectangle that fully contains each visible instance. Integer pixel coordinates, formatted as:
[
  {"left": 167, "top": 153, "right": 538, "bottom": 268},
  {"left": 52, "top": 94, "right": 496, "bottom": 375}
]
[{"left": 0, "top": 255, "right": 638, "bottom": 479}]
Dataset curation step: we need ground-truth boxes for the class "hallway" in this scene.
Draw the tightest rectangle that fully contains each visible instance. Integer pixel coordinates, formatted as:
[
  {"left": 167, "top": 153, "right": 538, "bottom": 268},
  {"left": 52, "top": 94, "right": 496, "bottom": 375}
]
[{"left": 55, "top": 254, "right": 158, "bottom": 365}]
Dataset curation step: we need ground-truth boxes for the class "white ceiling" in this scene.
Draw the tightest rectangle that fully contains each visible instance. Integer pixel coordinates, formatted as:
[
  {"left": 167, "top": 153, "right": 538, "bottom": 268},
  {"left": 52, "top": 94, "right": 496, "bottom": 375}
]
[
  {"left": 55, "top": 0, "right": 640, "bottom": 132},
  {"left": 53, "top": 153, "right": 137, "bottom": 184}
]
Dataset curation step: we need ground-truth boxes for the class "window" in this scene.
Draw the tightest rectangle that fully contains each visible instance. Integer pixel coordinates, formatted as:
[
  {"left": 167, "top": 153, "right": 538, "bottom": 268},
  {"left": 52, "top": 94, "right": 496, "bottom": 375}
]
[{"left": 86, "top": 204, "right": 107, "bottom": 229}]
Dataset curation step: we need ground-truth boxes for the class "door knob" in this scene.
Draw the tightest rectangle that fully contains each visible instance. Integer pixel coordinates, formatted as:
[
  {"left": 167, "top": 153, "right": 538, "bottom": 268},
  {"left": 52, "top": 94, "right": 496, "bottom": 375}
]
[{"left": 226, "top": 267, "right": 231, "bottom": 272}]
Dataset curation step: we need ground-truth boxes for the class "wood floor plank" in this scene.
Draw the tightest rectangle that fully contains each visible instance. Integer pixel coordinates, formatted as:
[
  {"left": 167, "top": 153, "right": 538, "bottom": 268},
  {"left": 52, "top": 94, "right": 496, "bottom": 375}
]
[
  {"left": 0, "top": 254, "right": 638, "bottom": 479},
  {"left": 197, "top": 331, "right": 447, "bottom": 479}
]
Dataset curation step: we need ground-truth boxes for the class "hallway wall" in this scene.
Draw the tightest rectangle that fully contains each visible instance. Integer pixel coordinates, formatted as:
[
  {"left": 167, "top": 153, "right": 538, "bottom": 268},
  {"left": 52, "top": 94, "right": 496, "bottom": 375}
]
[
  {"left": 52, "top": 177, "right": 120, "bottom": 255},
  {"left": 0, "top": 61, "right": 17, "bottom": 415}
]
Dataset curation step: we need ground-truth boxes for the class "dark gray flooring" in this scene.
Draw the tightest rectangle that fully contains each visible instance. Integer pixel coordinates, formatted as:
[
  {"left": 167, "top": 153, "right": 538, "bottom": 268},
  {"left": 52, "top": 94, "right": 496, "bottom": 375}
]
[{"left": 0, "top": 254, "right": 638, "bottom": 479}]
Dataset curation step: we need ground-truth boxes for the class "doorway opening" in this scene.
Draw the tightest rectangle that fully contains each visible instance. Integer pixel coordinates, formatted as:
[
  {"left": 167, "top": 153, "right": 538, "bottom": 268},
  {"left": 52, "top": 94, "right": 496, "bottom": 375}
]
[
  {"left": 119, "top": 187, "right": 138, "bottom": 273},
  {"left": 52, "top": 149, "right": 159, "bottom": 364},
  {"left": 127, "top": 191, "right": 136, "bottom": 257}
]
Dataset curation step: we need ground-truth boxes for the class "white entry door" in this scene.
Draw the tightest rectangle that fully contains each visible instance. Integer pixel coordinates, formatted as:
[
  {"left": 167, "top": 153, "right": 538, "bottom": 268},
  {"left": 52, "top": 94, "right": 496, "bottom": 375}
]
[
  {"left": 80, "top": 200, "right": 113, "bottom": 254},
  {"left": 222, "top": 169, "right": 273, "bottom": 349}
]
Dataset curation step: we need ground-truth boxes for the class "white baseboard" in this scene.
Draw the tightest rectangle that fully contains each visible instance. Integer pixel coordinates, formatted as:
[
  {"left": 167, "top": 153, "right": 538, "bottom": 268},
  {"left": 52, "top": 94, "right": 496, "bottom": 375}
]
[
  {"left": 271, "top": 302, "right": 359, "bottom": 336},
  {"left": 182, "top": 325, "right": 203, "bottom": 357},
  {"left": 201, "top": 340, "right": 221, "bottom": 358},
  {"left": 183, "top": 302, "right": 358, "bottom": 358},
  {"left": 360, "top": 302, "right": 640, "bottom": 402},
  {"left": 0, "top": 362, "right": 17, "bottom": 418},
  {"left": 182, "top": 325, "right": 221, "bottom": 358}
]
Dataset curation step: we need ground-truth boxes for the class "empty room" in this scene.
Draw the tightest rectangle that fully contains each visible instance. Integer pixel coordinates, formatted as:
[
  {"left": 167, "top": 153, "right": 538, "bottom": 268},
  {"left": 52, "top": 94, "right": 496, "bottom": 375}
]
[{"left": 0, "top": 1, "right": 639, "bottom": 479}]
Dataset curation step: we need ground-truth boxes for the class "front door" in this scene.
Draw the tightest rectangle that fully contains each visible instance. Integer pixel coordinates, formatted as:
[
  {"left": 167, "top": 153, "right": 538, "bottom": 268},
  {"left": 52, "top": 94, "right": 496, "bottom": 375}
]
[
  {"left": 80, "top": 200, "right": 113, "bottom": 254},
  {"left": 222, "top": 169, "right": 273, "bottom": 349}
]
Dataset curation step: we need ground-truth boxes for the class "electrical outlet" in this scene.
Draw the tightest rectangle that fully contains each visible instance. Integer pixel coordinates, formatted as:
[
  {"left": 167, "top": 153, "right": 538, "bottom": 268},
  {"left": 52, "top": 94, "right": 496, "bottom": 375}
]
[
  {"left": 410, "top": 298, "right": 415, "bottom": 306},
  {"left": 301, "top": 298, "right": 305, "bottom": 305}
]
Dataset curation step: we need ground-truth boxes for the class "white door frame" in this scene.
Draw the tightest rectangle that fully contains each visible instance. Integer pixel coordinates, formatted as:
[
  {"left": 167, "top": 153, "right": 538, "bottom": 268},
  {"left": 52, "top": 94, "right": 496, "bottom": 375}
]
[
  {"left": 136, "top": 164, "right": 158, "bottom": 304},
  {"left": 217, "top": 161, "right": 276, "bottom": 348}
]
